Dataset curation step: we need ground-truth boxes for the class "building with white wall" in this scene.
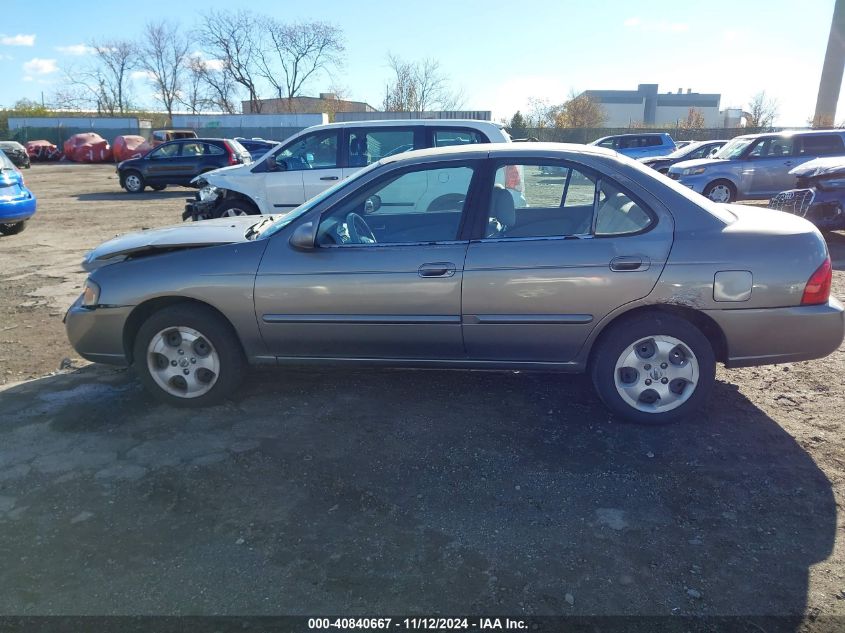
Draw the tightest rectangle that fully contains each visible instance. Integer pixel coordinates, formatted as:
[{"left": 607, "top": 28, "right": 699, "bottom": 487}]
[{"left": 580, "top": 84, "right": 725, "bottom": 127}]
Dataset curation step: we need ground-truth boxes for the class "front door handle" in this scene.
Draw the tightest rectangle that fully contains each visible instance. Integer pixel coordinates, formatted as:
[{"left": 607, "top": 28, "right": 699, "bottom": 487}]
[
  {"left": 418, "top": 262, "right": 456, "bottom": 278},
  {"left": 320, "top": 175, "right": 339, "bottom": 181},
  {"left": 610, "top": 256, "right": 649, "bottom": 272}
]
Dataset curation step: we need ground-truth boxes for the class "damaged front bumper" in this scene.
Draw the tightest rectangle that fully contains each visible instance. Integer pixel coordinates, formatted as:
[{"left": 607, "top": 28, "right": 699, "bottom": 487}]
[{"left": 182, "top": 184, "right": 223, "bottom": 222}]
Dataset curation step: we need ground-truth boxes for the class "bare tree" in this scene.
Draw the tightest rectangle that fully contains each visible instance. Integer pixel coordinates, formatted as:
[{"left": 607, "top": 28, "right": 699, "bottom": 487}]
[
  {"left": 140, "top": 21, "right": 190, "bottom": 123},
  {"left": 679, "top": 107, "right": 706, "bottom": 131},
  {"left": 90, "top": 40, "right": 138, "bottom": 113},
  {"left": 200, "top": 10, "right": 264, "bottom": 113},
  {"left": 553, "top": 91, "right": 607, "bottom": 128},
  {"left": 744, "top": 91, "right": 779, "bottom": 129},
  {"left": 382, "top": 54, "right": 463, "bottom": 112},
  {"left": 181, "top": 57, "right": 239, "bottom": 114},
  {"left": 257, "top": 19, "right": 344, "bottom": 105},
  {"left": 523, "top": 97, "right": 556, "bottom": 129},
  {"left": 58, "top": 40, "right": 138, "bottom": 114}
]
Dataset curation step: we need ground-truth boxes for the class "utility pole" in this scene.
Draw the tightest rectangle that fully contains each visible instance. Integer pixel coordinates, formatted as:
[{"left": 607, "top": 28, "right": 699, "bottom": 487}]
[{"left": 813, "top": 0, "right": 845, "bottom": 127}]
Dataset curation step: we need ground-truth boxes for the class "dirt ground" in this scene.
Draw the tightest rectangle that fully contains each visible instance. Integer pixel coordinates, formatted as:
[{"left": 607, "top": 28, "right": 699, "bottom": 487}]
[{"left": 0, "top": 164, "right": 844, "bottom": 629}]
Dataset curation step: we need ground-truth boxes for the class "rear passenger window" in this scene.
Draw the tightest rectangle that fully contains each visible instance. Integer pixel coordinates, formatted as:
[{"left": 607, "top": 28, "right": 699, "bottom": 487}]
[
  {"left": 485, "top": 163, "right": 653, "bottom": 239},
  {"left": 594, "top": 181, "right": 653, "bottom": 236},
  {"left": 433, "top": 129, "right": 487, "bottom": 147},
  {"left": 347, "top": 128, "right": 415, "bottom": 166},
  {"left": 205, "top": 144, "right": 225, "bottom": 155},
  {"left": 798, "top": 134, "right": 845, "bottom": 156},
  {"left": 644, "top": 136, "right": 663, "bottom": 147}
]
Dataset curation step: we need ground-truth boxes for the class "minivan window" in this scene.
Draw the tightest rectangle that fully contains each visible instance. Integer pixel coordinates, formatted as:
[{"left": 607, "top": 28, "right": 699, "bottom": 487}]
[
  {"left": 433, "top": 129, "right": 487, "bottom": 147},
  {"left": 277, "top": 130, "right": 339, "bottom": 170},
  {"left": 747, "top": 137, "right": 794, "bottom": 158},
  {"left": 347, "top": 128, "right": 414, "bottom": 166},
  {"left": 798, "top": 134, "right": 845, "bottom": 156}
]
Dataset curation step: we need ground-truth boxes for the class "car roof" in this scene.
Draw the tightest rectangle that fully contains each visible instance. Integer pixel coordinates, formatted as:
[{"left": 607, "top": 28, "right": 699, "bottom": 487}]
[
  {"left": 597, "top": 132, "right": 670, "bottom": 139},
  {"left": 297, "top": 119, "right": 505, "bottom": 133},
  {"left": 379, "top": 141, "right": 618, "bottom": 165},
  {"left": 731, "top": 129, "right": 845, "bottom": 141}
]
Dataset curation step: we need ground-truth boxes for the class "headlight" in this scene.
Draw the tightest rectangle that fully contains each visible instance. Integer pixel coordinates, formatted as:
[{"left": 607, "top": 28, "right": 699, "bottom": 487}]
[
  {"left": 682, "top": 167, "right": 707, "bottom": 176},
  {"left": 199, "top": 185, "right": 220, "bottom": 201},
  {"left": 82, "top": 279, "right": 100, "bottom": 307}
]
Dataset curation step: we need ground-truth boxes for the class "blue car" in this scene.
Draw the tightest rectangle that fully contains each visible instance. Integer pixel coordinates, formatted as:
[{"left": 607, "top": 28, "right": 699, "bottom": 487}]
[
  {"left": 0, "top": 149, "right": 36, "bottom": 235},
  {"left": 589, "top": 132, "right": 677, "bottom": 158}
]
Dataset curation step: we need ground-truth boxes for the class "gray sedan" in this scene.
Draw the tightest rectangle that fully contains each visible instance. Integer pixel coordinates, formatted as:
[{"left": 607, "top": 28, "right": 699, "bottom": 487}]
[{"left": 65, "top": 143, "right": 844, "bottom": 424}]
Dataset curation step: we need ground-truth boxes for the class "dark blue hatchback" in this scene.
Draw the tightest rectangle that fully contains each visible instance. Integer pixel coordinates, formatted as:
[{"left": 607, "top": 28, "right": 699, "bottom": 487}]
[{"left": 0, "top": 150, "right": 36, "bottom": 235}]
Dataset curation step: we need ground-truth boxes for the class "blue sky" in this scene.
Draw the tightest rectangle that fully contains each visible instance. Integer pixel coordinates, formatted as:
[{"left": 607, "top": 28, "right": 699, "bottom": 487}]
[{"left": 0, "top": 0, "right": 838, "bottom": 125}]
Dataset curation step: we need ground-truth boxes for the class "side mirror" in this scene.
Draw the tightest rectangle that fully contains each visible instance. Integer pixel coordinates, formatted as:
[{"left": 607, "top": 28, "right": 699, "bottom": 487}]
[
  {"left": 290, "top": 221, "right": 316, "bottom": 250},
  {"left": 364, "top": 194, "right": 382, "bottom": 214}
]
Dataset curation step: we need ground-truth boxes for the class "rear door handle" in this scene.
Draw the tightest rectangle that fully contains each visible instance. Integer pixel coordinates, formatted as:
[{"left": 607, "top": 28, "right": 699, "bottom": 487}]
[
  {"left": 418, "top": 262, "right": 456, "bottom": 278},
  {"left": 610, "top": 256, "right": 649, "bottom": 272},
  {"left": 320, "top": 175, "right": 339, "bottom": 181}
]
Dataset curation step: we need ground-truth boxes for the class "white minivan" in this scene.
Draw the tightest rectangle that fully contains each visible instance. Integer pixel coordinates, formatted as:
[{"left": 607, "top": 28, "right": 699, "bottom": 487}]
[{"left": 184, "top": 119, "right": 515, "bottom": 220}]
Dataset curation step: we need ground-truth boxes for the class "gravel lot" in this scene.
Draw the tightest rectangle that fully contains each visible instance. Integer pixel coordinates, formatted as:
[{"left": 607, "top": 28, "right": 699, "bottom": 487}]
[{"left": 0, "top": 164, "right": 844, "bottom": 629}]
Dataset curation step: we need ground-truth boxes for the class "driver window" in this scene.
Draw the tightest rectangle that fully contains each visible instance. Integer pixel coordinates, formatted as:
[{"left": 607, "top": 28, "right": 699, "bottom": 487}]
[
  {"left": 277, "top": 131, "right": 339, "bottom": 171},
  {"left": 316, "top": 164, "right": 476, "bottom": 246},
  {"left": 149, "top": 143, "right": 179, "bottom": 159}
]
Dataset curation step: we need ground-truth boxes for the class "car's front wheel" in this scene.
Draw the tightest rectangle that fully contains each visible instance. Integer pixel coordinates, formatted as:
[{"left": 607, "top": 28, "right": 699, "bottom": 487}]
[
  {"left": 133, "top": 303, "right": 246, "bottom": 407},
  {"left": 590, "top": 312, "right": 716, "bottom": 424},
  {"left": 122, "top": 171, "right": 145, "bottom": 193},
  {"left": 703, "top": 180, "right": 736, "bottom": 203},
  {"left": 215, "top": 199, "right": 259, "bottom": 218},
  {"left": 150, "top": 184, "right": 166, "bottom": 191},
  {"left": 0, "top": 220, "right": 27, "bottom": 235}
]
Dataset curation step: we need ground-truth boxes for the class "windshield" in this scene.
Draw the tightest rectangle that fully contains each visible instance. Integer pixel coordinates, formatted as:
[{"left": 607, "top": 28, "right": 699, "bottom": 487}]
[
  {"left": 666, "top": 143, "right": 702, "bottom": 159},
  {"left": 255, "top": 160, "right": 383, "bottom": 239},
  {"left": 0, "top": 151, "right": 15, "bottom": 170},
  {"left": 713, "top": 138, "right": 753, "bottom": 160}
]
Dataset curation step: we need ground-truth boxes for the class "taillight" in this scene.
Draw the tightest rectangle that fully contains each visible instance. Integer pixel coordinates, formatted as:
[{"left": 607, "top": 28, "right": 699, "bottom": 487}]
[
  {"left": 504, "top": 165, "right": 521, "bottom": 190},
  {"left": 801, "top": 256, "right": 832, "bottom": 306},
  {"left": 224, "top": 143, "right": 239, "bottom": 165}
]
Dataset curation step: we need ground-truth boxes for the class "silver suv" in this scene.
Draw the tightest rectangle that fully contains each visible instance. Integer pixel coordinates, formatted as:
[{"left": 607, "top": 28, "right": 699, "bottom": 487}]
[{"left": 668, "top": 130, "right": 845, "bottom": 203}]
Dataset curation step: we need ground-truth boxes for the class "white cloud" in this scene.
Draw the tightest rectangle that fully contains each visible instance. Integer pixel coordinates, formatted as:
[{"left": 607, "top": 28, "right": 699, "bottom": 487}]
[
  {"left": 1, "top": 34, "right": 35, "bottom": 46},
  {"left": 22, "top": 57, "right": 57, "bottom": 75},
  {"left": 623, "top": 17, "right": 641, "bottom": 28},
  {"left": 56, "top": 43, "right": 95, "bottom": 56},
  {"left": 204, "top": 58, "right": 225, "bottom": 71}
]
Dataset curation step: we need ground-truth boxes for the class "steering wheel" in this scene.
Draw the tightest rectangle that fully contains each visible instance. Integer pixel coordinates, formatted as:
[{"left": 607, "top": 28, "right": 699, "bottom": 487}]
[{"left": 345, "top": 212, "right": 377, "bottom": 244}]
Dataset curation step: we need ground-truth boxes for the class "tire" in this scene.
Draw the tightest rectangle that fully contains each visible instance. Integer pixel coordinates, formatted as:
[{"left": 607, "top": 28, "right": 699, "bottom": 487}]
[
  {"left": 133, "top": 303, "right": 246, "bottom": 407},
  {"left": 0, "top": 220, "right": 27, "bottom": 235},
  {"left": 589, "top": 312, "right": 716, "bottom": 425},
  {"left": 150, "top": 184, "right": 167, "bottom": 191},
  {"left": 703, "top": 180, "right": 736, "bottom": 203},
  {"left": 122, "top": 171, "right": 145, "bottom": 193},
  {"left": 214, "top": 198, "right": 259, "bottom": 218}
]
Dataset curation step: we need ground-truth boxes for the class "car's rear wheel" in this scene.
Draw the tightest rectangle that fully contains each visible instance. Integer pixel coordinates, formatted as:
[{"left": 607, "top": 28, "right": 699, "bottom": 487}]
[
  {"left": 215, "top": 199, "right": 259, "bottom": 218},
  {"left": 133, "top": 304, "right": 246, "bottom": 407},
  {"left": 123, "top": 171, "right": 145, "bottom": 193},
  {"left": 0, "top": 220, "right": 27, "bottom": 235},
  {"left": 590, "top": 312, "right": 716, "bottom": 424},
  {"left": 703, "top": 180, "right": 736, "bottom": 203}
]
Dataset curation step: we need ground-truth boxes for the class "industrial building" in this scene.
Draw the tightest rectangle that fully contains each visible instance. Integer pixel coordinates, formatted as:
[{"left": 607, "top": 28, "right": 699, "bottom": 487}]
[{"left": 580, "top": 84, "right": 739, "bottom": 127}]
